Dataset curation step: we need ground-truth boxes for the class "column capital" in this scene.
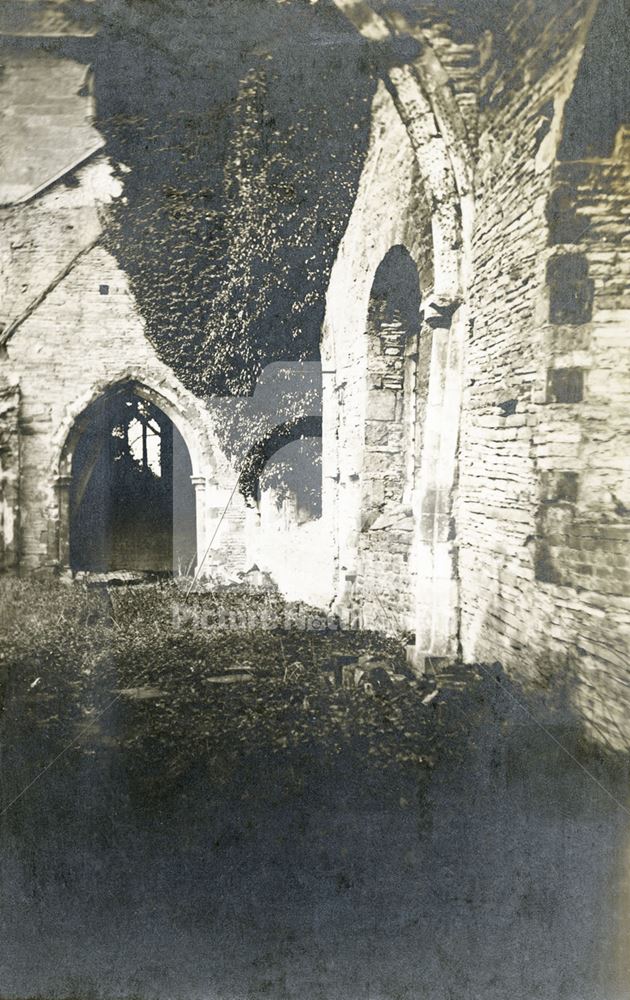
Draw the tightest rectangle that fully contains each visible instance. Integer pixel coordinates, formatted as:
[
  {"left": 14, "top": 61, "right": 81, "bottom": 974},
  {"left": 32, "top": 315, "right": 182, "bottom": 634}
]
[{"left": 190, "top": 475, "right": 206, "bottom": 490}]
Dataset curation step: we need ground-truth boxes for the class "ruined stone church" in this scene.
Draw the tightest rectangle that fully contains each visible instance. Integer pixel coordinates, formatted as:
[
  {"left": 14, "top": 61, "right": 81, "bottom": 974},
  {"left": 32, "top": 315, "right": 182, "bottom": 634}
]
[{"left": 1, "top": 0, "right": 628, "bottom": 747}]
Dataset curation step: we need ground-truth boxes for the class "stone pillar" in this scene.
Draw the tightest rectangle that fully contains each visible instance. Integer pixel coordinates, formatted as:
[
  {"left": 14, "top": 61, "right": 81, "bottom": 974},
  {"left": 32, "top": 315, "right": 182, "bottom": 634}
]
[
  {"left": 190, "top": 475, "right": 206, "bottom": 575},
  {"left": 204, "top": 481, "right": 243, "bottom": 578},
  {"left": 243, "top": 501, "right": 262, "bottom": 571},
  {"left": 56, "top": 474, "right": 72, "bottom": 569},
  {"left": 410, "top": 307, "right": 466, "bottom": 673}
]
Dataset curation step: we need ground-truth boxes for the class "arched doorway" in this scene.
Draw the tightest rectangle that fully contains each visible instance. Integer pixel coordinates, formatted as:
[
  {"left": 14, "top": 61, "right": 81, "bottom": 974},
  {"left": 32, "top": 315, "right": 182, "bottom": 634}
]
[
  {"left": 356, "top": 244, "right": 422, "bottom": 632},
  {"left": 362, "top": 244, "right": 422, "bottom": 518},
  {"left": 67, "top": 385, "right": 196, "bottom": 574},
  {"left": 237, "top": 416, "right": 322, "bottom": 512}
]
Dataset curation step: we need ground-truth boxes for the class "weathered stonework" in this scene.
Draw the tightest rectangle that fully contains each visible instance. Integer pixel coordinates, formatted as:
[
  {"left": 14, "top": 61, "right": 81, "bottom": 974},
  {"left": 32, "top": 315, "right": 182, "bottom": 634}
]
[
  {"left": 1, "top": 153, "right": 249, "bottom": 579},
  {"left": 1, "top": 0, "right": 629, "bottom": 751},
  {"left": 321, "top": 79, "right": 437, "bottom": 637},
  {"left": 321, "top": 6, "right": 475, "bottom": 664},
  {"left": 458, "top": 0, "right": 630, "bottom": 748},
  {"left": 323, "top": 0, "right": 630, "bottom": 747}
]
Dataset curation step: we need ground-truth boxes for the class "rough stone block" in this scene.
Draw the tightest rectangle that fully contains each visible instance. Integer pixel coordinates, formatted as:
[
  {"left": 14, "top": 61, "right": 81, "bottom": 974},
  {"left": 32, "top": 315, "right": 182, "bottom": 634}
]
[
  {"left": 366, "top": 388, "right": 396, "bottom": 421},
  {"left": 365, "top": 420, "right": 390, "bottom": 447}
]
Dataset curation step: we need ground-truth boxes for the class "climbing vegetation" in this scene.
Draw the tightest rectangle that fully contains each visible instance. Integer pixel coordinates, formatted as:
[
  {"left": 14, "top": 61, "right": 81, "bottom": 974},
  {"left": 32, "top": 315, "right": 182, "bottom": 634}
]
[{"left": 95, "top": 0, "right": 375, "bottom": 399}]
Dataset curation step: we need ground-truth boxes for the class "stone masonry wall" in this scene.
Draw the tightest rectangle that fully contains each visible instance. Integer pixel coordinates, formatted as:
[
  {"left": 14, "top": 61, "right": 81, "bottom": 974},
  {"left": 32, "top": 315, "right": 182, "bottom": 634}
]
[
  {"left": 3, "top": 2, "right": 629, "bottom": 748},
  {"left": 458, "top": 0, "right": 630, "bottom": 747},
  {"left": 321, "top": 80, "right": 434, "bottom": 633},
  {"left": 356, "top": 251, "right": 423, "bottom": 635},
  {"left": 1, "top": 155, "right": 248, "bottom": 577}
]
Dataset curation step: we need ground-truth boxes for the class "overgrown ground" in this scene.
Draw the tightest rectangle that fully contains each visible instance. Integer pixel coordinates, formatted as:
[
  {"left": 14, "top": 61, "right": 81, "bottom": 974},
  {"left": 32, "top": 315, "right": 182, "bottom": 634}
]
[{"left": 0, "top": 580, "right": 629, "bottom": 1000}]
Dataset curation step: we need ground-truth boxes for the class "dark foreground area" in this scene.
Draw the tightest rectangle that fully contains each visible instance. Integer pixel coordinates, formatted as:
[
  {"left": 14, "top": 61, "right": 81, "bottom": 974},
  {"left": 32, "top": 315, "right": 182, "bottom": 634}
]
[{"left": 0, "top": 581, "right": 629, "bottom": 1000}]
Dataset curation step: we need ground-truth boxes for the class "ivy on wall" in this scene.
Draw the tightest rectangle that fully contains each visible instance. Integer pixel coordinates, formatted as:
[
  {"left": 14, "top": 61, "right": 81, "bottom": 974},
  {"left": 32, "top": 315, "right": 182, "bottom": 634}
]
[{"left": 94, "top": 0, "right": 376, "bottom": 401}]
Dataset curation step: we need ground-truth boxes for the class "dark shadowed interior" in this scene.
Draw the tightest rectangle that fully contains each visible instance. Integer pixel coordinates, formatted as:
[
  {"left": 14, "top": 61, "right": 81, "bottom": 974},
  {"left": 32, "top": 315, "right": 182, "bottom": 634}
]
[{"left": 69, "top": 388, "right": 196, "bottom": 573}]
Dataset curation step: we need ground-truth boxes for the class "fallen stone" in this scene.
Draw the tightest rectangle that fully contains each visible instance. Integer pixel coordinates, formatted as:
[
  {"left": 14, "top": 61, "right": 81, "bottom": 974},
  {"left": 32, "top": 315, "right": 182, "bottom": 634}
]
[
  {"left": 239, "top": 565, "right": 278, "bottom": 590},
  {"left": 77, "top": 571, "right": 160, "bottom": 588},
  {"left": 357, "top": 653, "right": 395, "bottom": 671},
  {"left": 117, "top": 686, "right": 164, "bottom": 700},
  {"left": 225, "top": 663, "right": 254, "bottom": 673},
  {"left": 204, "top": 671, "right": 253, "bottom": 684}
]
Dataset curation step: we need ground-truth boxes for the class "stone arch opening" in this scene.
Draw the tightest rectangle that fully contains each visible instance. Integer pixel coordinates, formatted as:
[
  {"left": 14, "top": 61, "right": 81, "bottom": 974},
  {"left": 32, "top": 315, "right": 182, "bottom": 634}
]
[
  {"left": 238, "top": 416, "right": 322, "bottom": 514},
  {"left": 239, "top": 417, "right": 326, "bottom": 604},
  {"left": 362, "top": 245, "right": 422, "bottom": 525},
  {"left": 319, "top": 71, "right": 466, "bottom": 660},
  {"left": 259, "top": 438, "right": 322, "bottom": 526},
  {"left": 352, "top": 244, "right": 423, "bottom": 634},
  {"left": 61, "top": 384, "right": 196, "bottom": 574}
]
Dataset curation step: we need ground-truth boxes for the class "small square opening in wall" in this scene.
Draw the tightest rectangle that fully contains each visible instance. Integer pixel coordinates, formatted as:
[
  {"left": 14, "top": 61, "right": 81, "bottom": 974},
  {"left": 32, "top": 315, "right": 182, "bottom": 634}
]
[
  {"left": 541, "top": 470, "right": 579, "bottom": 503},
  {"left": 546, "top": 253, "right": 594, "bottom": 325},
  {"left": 546, "top": 367, "right": 584, "bottom": 404},
  {"left": 546, "top": 185, "right": 583, "bottom": 245},
  {"left": 534, "top": 541, "right": 563, "bottom": 585},
  {"left": 99, "top": 284, "right": 109, "bottom": 295}
]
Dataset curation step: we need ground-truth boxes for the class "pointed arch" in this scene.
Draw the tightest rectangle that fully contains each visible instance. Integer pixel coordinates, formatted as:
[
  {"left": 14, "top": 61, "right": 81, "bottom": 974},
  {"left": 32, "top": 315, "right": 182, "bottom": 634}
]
[
  {"left": 55, "top": 379, "right": 204, "bottom": 574},
  {"left": 57, "top": 377, "right": 205, "bottom": 482}
]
